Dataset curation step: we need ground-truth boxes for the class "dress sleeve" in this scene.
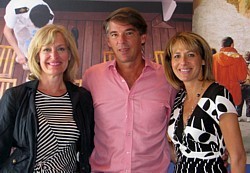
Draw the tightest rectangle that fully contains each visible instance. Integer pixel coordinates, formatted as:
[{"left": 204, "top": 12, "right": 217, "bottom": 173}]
[{"left": 214, "top": 86, "right": 238, "bottom": 120}]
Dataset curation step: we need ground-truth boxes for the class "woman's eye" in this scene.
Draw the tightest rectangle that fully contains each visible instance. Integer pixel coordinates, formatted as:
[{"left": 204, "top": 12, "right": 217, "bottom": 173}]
[
  {"left": 57, "top": 47, "right": 66, "bottom": 52},
  {"left": 188, "top": 53, "right": 195, "bottom": 57},
  {"left": 173, "top": 54, "right": 180, "bottom": 59},
  {"left": 42, "top": 48, "right": 51, "bottom": 52}
]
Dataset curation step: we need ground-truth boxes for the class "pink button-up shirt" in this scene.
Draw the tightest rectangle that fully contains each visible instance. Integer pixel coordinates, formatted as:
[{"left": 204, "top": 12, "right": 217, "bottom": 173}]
[{"left": 82, "top": 59, "right": 176, "bottom": 173}]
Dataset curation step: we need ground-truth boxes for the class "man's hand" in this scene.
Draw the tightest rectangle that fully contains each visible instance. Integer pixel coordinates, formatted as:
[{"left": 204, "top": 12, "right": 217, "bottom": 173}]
[
  {"left": 222, "top": 149, "right": 229, "bottom": 167},
  {"left": 15, "top": 55, "right": 29, "bottom": 70},
  {"left": 15, "top": 55, "right": 27, "bottom": 64}
]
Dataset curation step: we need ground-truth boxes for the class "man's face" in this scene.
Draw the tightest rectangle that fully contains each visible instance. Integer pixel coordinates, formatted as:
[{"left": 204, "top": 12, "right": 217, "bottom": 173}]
[{"left": 106, "top": 21, "right": 146, "bottom": 64}]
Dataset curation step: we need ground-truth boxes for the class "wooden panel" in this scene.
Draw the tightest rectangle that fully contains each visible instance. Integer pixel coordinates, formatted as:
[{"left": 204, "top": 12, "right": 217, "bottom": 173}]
[
  {"left": 175, "top": 22, "right": 185, "bottom": 33},
  {"left": 152, "top": 27, "right": 161, "bottom": 52},
  {"left": 184, "top": 21, "right": 192, "bottom": 32},
  {"left": 144, "top": 21, "right": 153, "bottom": 59},
  {"left": 92, "top": 21, "right": 103, "bottom": 65},
  {"left": 0, "top": 10, "right": 192, "bottom": 86},
  {"left": 76, "top": 21, "right": 86, "bottom": 78},
  {"left": 82, "top": 21, "right": 94, "bottom": 74},
  {"left": 160, "top": 29, "right": 170, "bottom": 50}
]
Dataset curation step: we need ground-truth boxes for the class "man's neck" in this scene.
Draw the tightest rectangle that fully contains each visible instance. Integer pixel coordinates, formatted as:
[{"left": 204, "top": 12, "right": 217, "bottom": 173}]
[{"left": 116, "top": 58, "right": 145, "bottom": 89}]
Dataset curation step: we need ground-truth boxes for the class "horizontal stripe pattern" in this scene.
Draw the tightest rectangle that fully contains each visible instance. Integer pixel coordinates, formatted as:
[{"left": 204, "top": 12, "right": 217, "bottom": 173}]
[{"left": 34, "top": 91, "right": 80, "bottom": 173}]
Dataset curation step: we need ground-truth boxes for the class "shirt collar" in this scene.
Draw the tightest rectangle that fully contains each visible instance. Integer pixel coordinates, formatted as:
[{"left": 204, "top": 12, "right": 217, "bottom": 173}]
[{"left": 107, "top": 58, "right": 157, "bottom": 71}]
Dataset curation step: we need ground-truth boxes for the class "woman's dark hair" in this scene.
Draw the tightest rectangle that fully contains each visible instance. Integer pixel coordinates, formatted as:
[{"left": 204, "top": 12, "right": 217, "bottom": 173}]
[{"left": 164, "top": 32, "right": 214, "bottom": 89}]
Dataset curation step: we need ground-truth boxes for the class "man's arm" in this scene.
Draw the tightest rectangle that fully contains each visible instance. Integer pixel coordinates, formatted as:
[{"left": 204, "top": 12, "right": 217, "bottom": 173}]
[{"left": 3, "top": 24, "right": 27, "bottom": 65}]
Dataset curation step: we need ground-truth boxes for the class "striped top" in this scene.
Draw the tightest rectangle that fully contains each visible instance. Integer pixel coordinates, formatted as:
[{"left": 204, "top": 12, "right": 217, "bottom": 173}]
[{"left": 34, "top": 90, "right": 80, "bottom": 173}]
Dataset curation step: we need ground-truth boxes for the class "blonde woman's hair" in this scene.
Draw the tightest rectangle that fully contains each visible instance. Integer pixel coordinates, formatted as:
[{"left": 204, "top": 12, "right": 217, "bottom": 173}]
[
  {"left": 28, "top": 24, "right": 79, "bottom": 82},
  {"left": 164, "top": 32, "right": 214, "bottom": 89}
]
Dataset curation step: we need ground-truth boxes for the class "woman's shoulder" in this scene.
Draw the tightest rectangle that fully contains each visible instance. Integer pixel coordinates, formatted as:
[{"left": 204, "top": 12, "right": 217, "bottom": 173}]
[
  {"left": 206, "top": 82, "right": 225, "bottom": 92},
  {"left": 66, "top": 81, "right": 92, "bottom": 99},
  {"left": 3, "top": 80, "right": 37, "bottom": 96},
  {"left": 205, "top": 82, "right": 234, "bottom": 104}
]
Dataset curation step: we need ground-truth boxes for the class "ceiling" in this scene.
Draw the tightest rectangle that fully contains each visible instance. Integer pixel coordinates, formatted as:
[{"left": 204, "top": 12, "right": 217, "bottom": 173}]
[{"left": 88, "top": 0, "right": 192, "bottom": 1}]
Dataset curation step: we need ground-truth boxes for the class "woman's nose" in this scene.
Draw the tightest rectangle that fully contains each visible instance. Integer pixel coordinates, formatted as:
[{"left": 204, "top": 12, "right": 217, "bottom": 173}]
[
  {"left": 180, "top": 56, "right": 188, "bottom": 64},
  {"left": 50, "top": 49, "right": 60, "bottom": 58}
]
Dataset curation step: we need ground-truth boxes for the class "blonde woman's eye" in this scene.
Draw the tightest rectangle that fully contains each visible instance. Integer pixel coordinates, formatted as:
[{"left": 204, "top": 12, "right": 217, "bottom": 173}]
[
  {"left": 42, "top": 48, "right": 51, "bottom": 53},
  {"left": 57, "top": 47, "right": 66, "bottom": 53}
]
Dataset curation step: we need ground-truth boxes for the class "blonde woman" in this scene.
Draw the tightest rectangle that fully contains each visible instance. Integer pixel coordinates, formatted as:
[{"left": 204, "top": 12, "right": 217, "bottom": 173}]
[{"left": 0, "top": 24, "right": 94, "bottom": 172}]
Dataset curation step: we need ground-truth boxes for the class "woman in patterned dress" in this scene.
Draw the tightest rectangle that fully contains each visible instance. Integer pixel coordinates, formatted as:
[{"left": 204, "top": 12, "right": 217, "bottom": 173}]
[
  {"left": 0, "top": 24, "right": 94, "bottom": 172},
  {"left": 165, "top": 32, "right": 246, "bottom": 173}
]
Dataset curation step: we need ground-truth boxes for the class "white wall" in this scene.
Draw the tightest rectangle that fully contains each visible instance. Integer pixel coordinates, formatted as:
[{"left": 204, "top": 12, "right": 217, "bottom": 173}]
[{"left": 192, "top": 0, "right": 250, "bottom": 55}]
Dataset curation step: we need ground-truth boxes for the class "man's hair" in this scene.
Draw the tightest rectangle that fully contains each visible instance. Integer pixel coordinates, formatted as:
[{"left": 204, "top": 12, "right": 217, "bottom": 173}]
[
  {"left": 29, "top": 4, "right": 54, "bottom": 28},
  {"left": 103, "top": 7, "right": 147, "bottom": 35},
  {"left": 245, "top": 51, "right": 250, "bottom": 62},
  {"left": 221, "top": 37, "right": 234, "bottom": 48}
]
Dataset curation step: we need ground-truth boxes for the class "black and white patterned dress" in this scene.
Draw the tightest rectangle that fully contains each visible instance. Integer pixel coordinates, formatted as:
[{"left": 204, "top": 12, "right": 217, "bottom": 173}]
[
  {"left": 33, "top": 91, "right": 80, "bottom": 173},
  {"left": 168, "top": 82, "right": 237, "bottom": 173}
]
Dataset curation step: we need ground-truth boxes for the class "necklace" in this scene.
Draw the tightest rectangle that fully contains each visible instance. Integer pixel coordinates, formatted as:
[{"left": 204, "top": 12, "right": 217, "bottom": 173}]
[{"left": 183, "top": 82, "right": 205, "bottom": 129}]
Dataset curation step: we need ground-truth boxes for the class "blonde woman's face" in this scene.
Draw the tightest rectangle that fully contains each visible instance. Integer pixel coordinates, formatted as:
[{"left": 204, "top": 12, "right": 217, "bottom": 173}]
[{"left": 38, "top": 33, "right": 70, "bottom": 79}]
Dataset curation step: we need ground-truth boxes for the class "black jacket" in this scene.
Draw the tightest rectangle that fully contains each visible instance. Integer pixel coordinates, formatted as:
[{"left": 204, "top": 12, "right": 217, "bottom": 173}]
[{"left": 0, "top": 80, "right": 94, "bottom": 173}]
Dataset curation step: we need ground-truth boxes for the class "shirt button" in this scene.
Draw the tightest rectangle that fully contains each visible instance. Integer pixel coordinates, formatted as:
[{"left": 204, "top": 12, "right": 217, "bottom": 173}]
[
  {"left": 127, "top": 132, "right": 131, "bottom": 136},
  {"left": 126, "top": 151, "right": 130, "bottom": 154}
]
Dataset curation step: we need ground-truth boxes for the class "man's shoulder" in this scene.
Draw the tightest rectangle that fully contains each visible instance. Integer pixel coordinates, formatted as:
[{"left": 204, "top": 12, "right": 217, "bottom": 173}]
[
  {"left": 84, "top": 62, "right": 111, "bottom": 78},
  {"left": 145, "top": 58, "right": 164, "bottom": 71},
  {"left": 86, "top": 62, "right": 109, "bottom": 71}
]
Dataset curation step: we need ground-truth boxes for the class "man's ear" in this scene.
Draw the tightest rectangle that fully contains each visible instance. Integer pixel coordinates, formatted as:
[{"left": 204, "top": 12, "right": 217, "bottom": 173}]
[
  {"left": 141, "top": 34, "right": 146, "bottom": 45},
  {"left": 202, "top": 60, "right": 205, "bottom": 65},
  {"left": 107, "top": 37, "right": 111, "bottom": 48}
]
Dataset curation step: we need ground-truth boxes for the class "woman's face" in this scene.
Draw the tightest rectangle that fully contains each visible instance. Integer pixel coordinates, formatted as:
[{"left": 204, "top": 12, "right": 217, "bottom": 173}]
[
  {"left": 38, "top": 33, "right": 70, "bottom": 79},
  {"left": 171, "top": 42, "right": 205, "bottom": 84}
]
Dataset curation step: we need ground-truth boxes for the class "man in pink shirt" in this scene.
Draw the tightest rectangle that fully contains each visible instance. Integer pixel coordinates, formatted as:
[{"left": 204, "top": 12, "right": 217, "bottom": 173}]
[{"left": 83, "top": 7, "right": 176, "bottom": 173}]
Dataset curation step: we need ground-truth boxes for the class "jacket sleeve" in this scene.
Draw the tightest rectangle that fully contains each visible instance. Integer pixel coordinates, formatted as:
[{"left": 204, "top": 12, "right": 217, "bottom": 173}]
[
  {"left": 0, "top": 89, "right": 17, "bottom": 167},
  {"left": 81, "top": 90, "right": 94, "bottom": 173}
]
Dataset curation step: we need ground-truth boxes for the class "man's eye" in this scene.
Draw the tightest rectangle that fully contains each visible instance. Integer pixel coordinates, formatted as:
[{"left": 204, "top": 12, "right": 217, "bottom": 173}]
[
  {"left": 125, "top": 31, "right": 134, "bottom": 36},
  {"left": 110, "top": 33, "right": 118, "bottom": 38}
]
